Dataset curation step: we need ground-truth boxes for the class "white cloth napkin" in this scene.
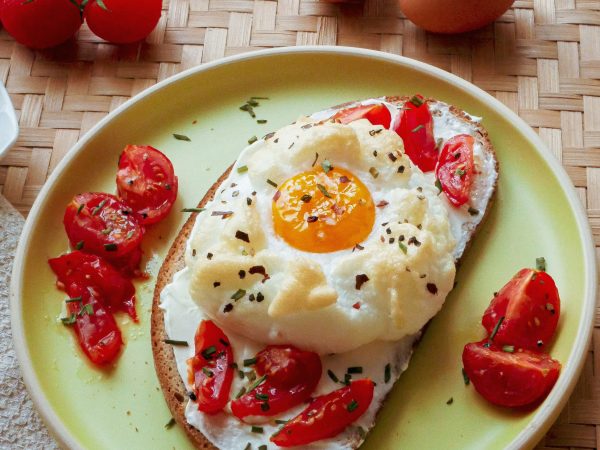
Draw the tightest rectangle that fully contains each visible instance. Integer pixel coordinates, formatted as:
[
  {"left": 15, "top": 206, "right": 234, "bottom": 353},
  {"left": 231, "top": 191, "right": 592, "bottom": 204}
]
[{"left": 0, "top": 195, "right": 58, "bottom": 449}]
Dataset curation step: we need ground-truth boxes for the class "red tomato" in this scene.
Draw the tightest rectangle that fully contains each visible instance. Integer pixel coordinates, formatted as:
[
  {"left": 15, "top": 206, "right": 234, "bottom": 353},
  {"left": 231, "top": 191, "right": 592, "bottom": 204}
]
[
  {"left": 231, "top": 345, "right": 322, "bottom": 420},
  {"left": 187, "top": 320, "right": 234, "bottom": 414},
  {"left": 62, "top": 284, "right": 123, "bottom": 366},
  {"left": 1, "top": 0, "right": 82, "bottom": 49},
  {"left": 482, "top": 268, "right": 560, "bottom": 351},
  {"left": 396, "top": 94, "right": 438, "bottom": 172},
  {"left": 462, "top": 341, "right": 561, "bottom": 408},
  {"left": 332, "top": 103, "right": 392, "bottom": 129},
  {"left": 63, "top": 192, "right": 144, "bottom": 270},
  {"left": 435, "top": 134, "right": 475, "bottom": 207},
  {"left": 271, "top": 379, "right": 374, "bottom": 447},
  {"left": 48, "top": 251, "right": 137, "bottom": 321},
  {"left": 116, "top": 145, "right": 178, "bottom": 225},
  {"left": 83, "top": 0, "right": 162, "bottom": 44}
]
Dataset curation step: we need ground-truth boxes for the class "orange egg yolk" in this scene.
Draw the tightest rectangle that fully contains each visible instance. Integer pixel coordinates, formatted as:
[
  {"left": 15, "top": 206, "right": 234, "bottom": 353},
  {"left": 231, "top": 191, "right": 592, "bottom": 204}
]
[{"left": 272, "top": 166, "right": 375, "bottom": 253}]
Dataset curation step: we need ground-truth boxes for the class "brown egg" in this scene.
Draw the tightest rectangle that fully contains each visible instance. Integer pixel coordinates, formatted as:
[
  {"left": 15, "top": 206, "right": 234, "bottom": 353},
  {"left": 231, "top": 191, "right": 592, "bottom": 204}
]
[{"left": 398, "top": 0, "right": 514, "bottom": 34}]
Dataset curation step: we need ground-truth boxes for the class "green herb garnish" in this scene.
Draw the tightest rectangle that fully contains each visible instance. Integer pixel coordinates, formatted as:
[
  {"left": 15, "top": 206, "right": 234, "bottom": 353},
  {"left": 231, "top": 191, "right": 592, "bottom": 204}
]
[
  {"left": 104, "top": 243, "right": 118, "bottom": 251},
  {"left": 181, "top": 207, "right": 205, "bottom": 213},
  {"left": 462, "top": 368, "right": 470, "bottom": 385},
  {"left": 435, "top": 179, "right": 442, "bottom": 193},
  {"left": 61, "top": 314, "right": 77, "bottom": 325},
  {"left": 75, "top": 240, "right": 84, "bottom": 250},
  {"left": 502, "top": 345, "right": 515, "bottom": 353},
  {"left": 536, "top": 257, "right": 546, "bottom": 272},
  {"left": 65, "top": 296, "right": 82, "bottom": 303},
  {"left": 164, "top": 418, "right": 176, "bottom": 429},
  {"left": 248, "top": 135, "right": 258, "bottom": 144},
  {"left": 202, "top": 367, "right": 214, "bottom": 378},
  {"left": 347, "top": 400, "right": 359, "bottom": 412},
  {"left": 411, "top": 125, "right": 424, "bottom": 133},
  {"left": 300, "top": 194, "right": 312, "bottom": 203},
  {"left": 467, "top": 207, "right": 479, "bottom": 216},
  {"left": 410, "top": 95, "right": 424, "bottom": 107},
  {"left": 231, "top": 289, "right": 246, "bottom": 301},
  {"left": 251, "top": 426, "right": 263, "bottom": 434},
  {"left": 255, "top": 393, "right": 269, "bottom": 401},
  {"left": 399, "top": 242, "right": 407, "bottom": 254},
  {"left": 235, "top": 387, "right": 247, "bottom": 399},
  {"left": 243, "top": 357, "right": 257, "bottom": 366},
  {"left": 347, "top": 366, "right": 363, "bottom": 374},
  {"left": 327, "top": 369, "right": 339, "bottom": 383},
  {"left": 247, "top": 374, "right": 267, "bottom": 393},
  {"left": 266, "top": 179, "right": 278, "bottom": 188},
  {"left": 384, "top": 363, "right": 391, "bottom": 383},
  {"left": 173, "top": 134, "right": 191, "bottom": 142},
  {"left": 369, "top": 167, "right": 379, "bottom": 178},
  {"left": 164, "top": 339, "right": 188, "bottom": 346},
  {"left": 237, "top": 165, "right": 249, "bottom": 173},
  {"left": 321, "top": 159, "right": 333, "bottom": 173},
  {"left": 317, "top": 184, "right": 332, "bottom": 198},
  {"left": 201, "top": 345, "right": 217, "bottom": 359},
  {"left": 78, "top": 303, "right": 94, "bottom": 317}
]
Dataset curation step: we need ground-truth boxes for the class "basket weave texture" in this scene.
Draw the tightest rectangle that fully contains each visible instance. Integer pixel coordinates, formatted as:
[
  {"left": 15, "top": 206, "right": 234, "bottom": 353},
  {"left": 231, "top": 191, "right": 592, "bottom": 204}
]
[{"left": 1, "top": 1, "right": 600, "bottom": 448}]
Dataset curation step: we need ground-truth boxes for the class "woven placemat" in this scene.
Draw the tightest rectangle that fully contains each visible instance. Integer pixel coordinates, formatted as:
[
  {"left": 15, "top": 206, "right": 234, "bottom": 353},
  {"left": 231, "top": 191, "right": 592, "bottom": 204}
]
[{"left": 1, "top": 1, "right": 599, "bottom": 448}]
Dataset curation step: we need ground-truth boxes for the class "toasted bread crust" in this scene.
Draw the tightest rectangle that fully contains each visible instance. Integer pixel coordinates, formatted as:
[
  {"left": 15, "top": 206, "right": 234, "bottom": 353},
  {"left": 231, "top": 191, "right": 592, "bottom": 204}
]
[{"left": 151, "top": 98, "right": 498, "bottom": 449}]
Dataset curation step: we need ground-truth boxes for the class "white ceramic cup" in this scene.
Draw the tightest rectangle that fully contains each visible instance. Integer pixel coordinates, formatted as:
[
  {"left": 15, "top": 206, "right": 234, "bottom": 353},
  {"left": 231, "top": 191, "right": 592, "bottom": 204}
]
[{"left": 0, "top": 80, "right": 19, "bottom": 160}]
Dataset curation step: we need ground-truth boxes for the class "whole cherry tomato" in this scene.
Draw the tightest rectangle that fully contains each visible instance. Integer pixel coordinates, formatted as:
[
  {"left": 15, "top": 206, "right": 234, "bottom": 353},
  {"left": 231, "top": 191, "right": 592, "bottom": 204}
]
[
  {"left": 462, "top": 341, "right": 561, "bottom": 408},
  {"left": 1, "top": 0, "right": 82, "bottom": 49},
  {"left": 436, "top": 134, "right": 475, "bottom": 207},
  {"left": 396, "top": 94, "right": 438, "bottom": 172},
  {"left": 48, "top": 251, "right": 137, "bottom": 321},
  {"left": 271, "top": 379, "right": 374, "bottom": 447},
  {"left": 116, "top": 145, "right": 178, "bottom": 226},
  {"left": 482, "top": 267, "right": 560, "bottom": 351},
  {"left": 187, "top": 320, "right": 234, "bottom": 414},
  {"left": 83, "top": 0, "right": 162, "bottom": 44},
  {"left": 231, "top": 345, "right": 322, "bottom": 420},
  {"left": 332, "top": 103, "right": 392, "bottom": 129}
]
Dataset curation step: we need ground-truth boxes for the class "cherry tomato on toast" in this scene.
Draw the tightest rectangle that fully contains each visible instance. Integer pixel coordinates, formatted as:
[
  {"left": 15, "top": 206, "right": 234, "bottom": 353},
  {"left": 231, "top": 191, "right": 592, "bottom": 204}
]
[
  {"left": 396, "top": 94, "right": 438, "bottom": 172},
  {"left": 482, "top": 268, "right": 560, "bottom": 351},
  {"left": 462, "top": 341, "right": 561, "bottom": 408},
  {"left": 436, "top": 134, "right": 475, "bottom": 207},
  {"left": 187, "top": 320, "right": 234, "bottom": 414},
  {"left": 116, "top": 145, "right": 178, "bottom": 225},
  {"left": 332, "top": 103, "right": 392, "bottom": 129},
  {"left": 48, "top": 251, "right": 137, "bottom": 321},
  {"left": 63, "top": 192, "right": 144, "bottom": 270},
  {"left": 231, "top": 345, "right": 322, "bottom": 420},
  {"left": 270, "top": 379, "right": 374, "bottom": 447}
]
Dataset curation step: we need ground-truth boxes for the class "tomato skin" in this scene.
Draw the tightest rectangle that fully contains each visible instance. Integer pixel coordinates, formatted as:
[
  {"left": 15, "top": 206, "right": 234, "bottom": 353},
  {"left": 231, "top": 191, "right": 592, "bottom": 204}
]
[
  {"left": 63, "top": 192, "right": 144, "bottom": 269},
  {"left": 48, "top": 251, "right": 137, "bottom": 321},
  {"left": 84, "top": 0, "right": 162, "bottom": 44},
  {"left": 188, "top": 320, "right": 234, "bottom": 414},
  {"left": 482, "top": 268, "right": 560, "bottom": 351},
  {"left": 116, "top": 145, "right": 178, "bottom": 226},
  {"left": 1, "top": 0, "right": 82, "bottom": 49},
  {"left": 271, "top": 379, "right": 374, "bottom": 447},
  {"left": 396, "top": 95, "right": 438, "bottom": 172},
  {"left": 332, "top": 103, "right": 392, "bottom": 129},
  {"left": 462, "top": 341, "right": 561, "bottom": 408},
  {"left": 231, "top": 345, "right": 322, "bottom": 420},
  {"left": 435, "top": 134, "right": 475, "bottom": 206}
]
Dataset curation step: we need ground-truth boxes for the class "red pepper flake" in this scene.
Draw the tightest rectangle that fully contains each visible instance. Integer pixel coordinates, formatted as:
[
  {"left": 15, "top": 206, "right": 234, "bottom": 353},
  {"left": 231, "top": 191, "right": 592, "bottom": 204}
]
[
  {"left": 426, "top": 283, "right": 438, "bottom": 294},
  {"left": 273, "top": 190, "right": 281, "bottom": 202},
  {"left": 376, "top": 200, "right": 389, "bottom": 208},
  {"left": 207, "top": 252, "right": 213, "bottom": 260},
  {"left": 213, "top": 281, "right": 221, "bottom": 288},
  {"left": 352, "top": 302, "right": 361, "bottom": 310},
  {"left": 355, "top": 274, "right": 369, "bottom": 290},
  {"left": 238, "top": 270, "right": 246, "bottom": 279},
  {"left": 387, "top": 153, "right": 397, "bottom": 162},
  {"left": 352, "top": 243, "right": 364, "bottom": 252},
  {"left": 307, "top": 216, "right": 318, "bottom": 223},
  {"left": 332, "top": 203, "right": 346, "bottom": 216},
  {"left": 408, "top": 236, "right": 421, "bottom": 247},
  {"left": 212, "top": 211, "right": 234, "bottom": 219},
  {"left": 339, "top": 175, "right": 350, "bottom": 183},
  {"left": 223, "top": 303, "right": 234, "bottom": 313},
  {"left": 249, "top": 265, "right": 270, "bottom": 283},
  {"left": 235, "top": 230, "right": 250, "bottom": 243}
]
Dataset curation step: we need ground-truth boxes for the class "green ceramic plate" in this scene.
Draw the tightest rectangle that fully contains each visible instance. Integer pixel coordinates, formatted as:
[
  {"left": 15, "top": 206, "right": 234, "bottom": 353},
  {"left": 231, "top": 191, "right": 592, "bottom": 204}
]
[{"left": 11, "top": 47, "right": 596, "bottom": 450}]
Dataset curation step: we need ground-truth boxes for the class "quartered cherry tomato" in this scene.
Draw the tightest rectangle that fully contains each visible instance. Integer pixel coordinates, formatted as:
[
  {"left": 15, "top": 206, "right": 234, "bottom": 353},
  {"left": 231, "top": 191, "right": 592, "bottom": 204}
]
[
  {"left": 462, "top": 341, "right": 561, "bottom": 408},
  {"left": 482, "top": 268, "right": 560, "bottom": 351},
  {"left": 188, "top": 320, "right": 234, "bottom": 414},
  {"left": 332, "top": 103, "right": 392, "bottom": 129},
  {"left": 271, "top": 379, "right": 374, "bottom": 447},
  {"left": 435, "top": 134, "right": 475, "bottom": 207},
  {"left": 231, "top": 345, "right": 321, "bottom": 420},
  {"left": 63, "top": 192, "right": 144, "bottom": 270},
  {"left": 396, "top": 94, "right": 438, "bottom": 172},
  {"left": 48, "top": 251, "right": 137, "bottom": 321},
  {"left": 116, "top": 145, "right": 178, "bottom": 226},
  {"left": 60, "top": 284, "right": 123, "bottom": 366}
]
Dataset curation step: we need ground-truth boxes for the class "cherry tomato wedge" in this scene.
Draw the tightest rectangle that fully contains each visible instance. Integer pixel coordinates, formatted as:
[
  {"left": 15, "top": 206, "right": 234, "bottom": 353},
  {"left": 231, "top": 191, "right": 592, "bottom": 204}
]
[
  {"left": 396, "top": 94, "right": 438, "bottom": 172},
  {"left": 63, "top": 192, "right": 144, "bottom": 269},
  {"left": 462, "top": 341, "right": 561, "bottom": 408},
  {"left": 48, "top": 251, "right": 137, "bottom": 321},
  {"left": 116, "top": 145, "right": 178, "bottom": 226},
  {"left": 271, "top": 379, "right": 374, "bottom": 447},
  {"left": 435, "top": 134, "right": 475, "bottom": 207},
  {"left": 187, "top": 320, "right": 234, "bottom": 414},
  {"left": 61, "top": 285, "right": 123, "bottom": 366},
  {"left": 332, "top": 103, "right": 392, "bottom": 129},
  {"left": 482, "top": 268, "right": 560, "bottom": 351},
  {"left": 231, "top": 345, "right": 321, "bottom": 420}
]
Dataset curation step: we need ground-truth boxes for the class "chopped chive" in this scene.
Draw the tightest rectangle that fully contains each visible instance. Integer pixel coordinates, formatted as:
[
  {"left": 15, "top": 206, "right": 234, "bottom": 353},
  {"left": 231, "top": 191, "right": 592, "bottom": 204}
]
[
  {"left": 164, "top": 418, "right": 176, "bottom": 429},
  {"left": 247, "top": 374, "right": 267, "bottom": 393},
  {"left": 546, "top": 303, "right": 555, "bottom": 314},
  {"left": 173, "top": 133, "right": 191, "bottom": 142},
  {"left": 61, "top": 314, "right": 77, "bottom": 325},
  {"left": 369, "top": 167, "right": 379, "bottom": 178},
  {"left": 347, "top": 366, "right": 363, "bottom": 374},
  {"left": 238, "top": 370, "right": 245, "bottom": 379},
  {"left": 202, "top": 367, "right": 214, "bottom": 377},
  {"left": 266, "top": 179, "right": 278, "bottom": 188},
  {"left": 237, "top": 165, "right": 249, "bottom": 173},
  {"left": 275, "top": 419, "right": 288, "bottom": 425},
  {"left": 347, "top": 400, "right": 359, "bottom": 412},
  {"left": 181, "top": 207, "right": 205, "bottom": 213},
  {"left": 536, "top": 257, "right": 546, "bottom": 272},
  {"left": 327, "top": 369, "right": 339, "bottom": 383},
  {"left": 219, "top": 338, "right": 229, "bottom": 347},
  {"left": 489, "top": 316, "right": 505, "bottom": 342},
  {"left": 260, "top": 403, "right": 270, "bottom": 411},
  {"left": 235, "top": 387, "right": 247, "bottom": 399},
  {"left": 321, "top": 159, "right": 333, "bottom": 173},
  {"left": 255, "top": 393, "right": 269, "bottom": 401},
  {"left": 317, "top": 184, "right": 333, "bottom": 198},
  {"left": 75, "top": 240, "right": 84, "bottom": 250},
  {"left": 384, "top": 363, "right": 391, "bottom": 383},
  {"left": 244, "top": 443, "right": 252, "bottom": 450},
  {"left": 244, "top": 357, "right": 257, "bottom": 366},
  {"left": 164, "top": 339, "right": 188, "bottom": 346},
  {"left": 78, "top": 303, "right": 94, "bottom": 317},
  {"left": 455, "top": 168, "right": 466, "bottom": 177},
  {"left": 245, "top": 370, "right": 256, "bottom": 382},
  {"left": 399, "top": 242, "right": 407, "bottom": 254},
  {"left": 201, "top": 345, "right": 217, "bottom": 360},
  {"left": 462, "top": 368, "right": 470, "bottom": 385},
  {"left": 257, "top": 119, "right": 267, "bottom": 124},
  {"left": 502, "top": 345, "right": 515, "bottom": 353},
  {"left": 231, "top": 289, "right": 246, "bottom": 301},
  {"left": 100, "top": 227, "right": 110, "bottom": 235},
  {"left": 344, "top": 373, "right": 351, "bottom": 386},
  {"left": 411, "top": 125, "right": 424, "bottom": 133},
  {"left": 357, "top": 426, "right": 366, "bottom": 439},
  {"left": 248, "top": 136, "right": 258, "bottom": 145},
  {"left": 76, "top": 203, "right": 84, "bottom": 214},
  {"left": 126, "top": 230, "right": 135, "bottom": 239},
  {"left": 300, "top": 194, "right": 312, "bottom": 203},
  {"left": 467, "top": 207, "right": 479, "bottom": 216},
  {"left": 65, "top": 296, "right": 82, "bottom": 303},
  {"left": 240, "top": 104, "right": 256, "bottom": 118},
  {"left": 92, "top": 199, "right": 107, "bottom": 215},
  {"left": 251, "top": 96, "right": 269, "bottom": 100},
  {"left": 251, "top": 425, "right": 263, "bottom": 434},
  {"left": 446, "top": 397, "right": 454, "bottom": 405},
  {"left": 410, "top": 95, "right": 424, "bottom": 107},
  {"left": 435, "top": 179, "right": 442, "bottom": 193},
  {"left": 104, "top": 243, "right": 118, "bottom": 251}
]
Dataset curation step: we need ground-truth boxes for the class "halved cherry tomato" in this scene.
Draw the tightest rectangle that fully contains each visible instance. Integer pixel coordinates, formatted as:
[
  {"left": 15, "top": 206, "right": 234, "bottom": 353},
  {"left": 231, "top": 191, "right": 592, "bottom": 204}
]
[
  {"left": 48, "top": 251, "right": 137, "bottom": 321},
  {"left": 187, "top": 320, "right": 234, "bottom": 414},
  {"left": 61, "top": 285, "right": 123, "bottom": 366},
  {"left": 231, "top": 345, "right": 321, "bottom": 420},
  {"left": 116, "top": 145, "right": 178, "bottom": 226},
  {"left": 332, "top": 103, "right": 392, "bottom": 129},
  {"left": 396, "top": 94, "right": 438, "bottom": 172},
  {"left": 63, "top": 192, "right": 144, "bottom": 270},
  {"left": 435, "top": 134, "right": 475, "bottom": 207},
  {"left": 270, "top": 379, "right": 374, "bottom": 447},
  {"left": 482, "top": 268, "right": 560, "bottom": 351},
  {"left": 462, "top": 341, "right": 561, "bottom": 408}
]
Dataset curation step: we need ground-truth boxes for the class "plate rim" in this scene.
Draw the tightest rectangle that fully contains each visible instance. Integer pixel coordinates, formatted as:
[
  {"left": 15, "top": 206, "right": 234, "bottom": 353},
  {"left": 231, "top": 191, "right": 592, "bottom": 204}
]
[{"left": 9, "top": 45, "right": 597, "bottom": 450}]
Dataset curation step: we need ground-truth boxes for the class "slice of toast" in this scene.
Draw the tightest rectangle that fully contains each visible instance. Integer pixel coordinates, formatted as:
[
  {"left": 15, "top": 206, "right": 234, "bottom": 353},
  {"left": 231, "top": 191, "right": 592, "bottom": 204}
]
[{"left": 151, "top": 96, "right": 498, "bottom": 449}]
